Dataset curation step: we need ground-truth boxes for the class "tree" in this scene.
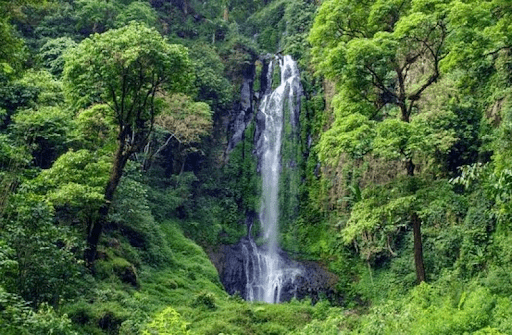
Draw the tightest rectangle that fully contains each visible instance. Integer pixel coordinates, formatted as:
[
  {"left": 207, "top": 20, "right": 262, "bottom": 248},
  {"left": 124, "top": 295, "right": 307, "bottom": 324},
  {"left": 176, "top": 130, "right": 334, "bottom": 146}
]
[
  {"left": 443, "top": 0, "right": 512, "bottom": 72},
  {"left": 34, "top": 1, "right": 80, "bottom": 41},
  {"left": 28, "top": 149, "right": 111, "bottom": 221},
  {"left": 0, "top": 0, "right": 41, "bottom": 75},
  {"left": 115, "top": 1, "right": 158, "bottom": 29},
  {"left": 0, "top": 194, "right": 82, "bottom": 308},
  {"left": 188, "top": 44, "right": 233, "bottom": 112},
  {"left": 310, "top": 0, "right": 454, "bottom": 283},
  {"left": 75, "top": 0, "right": 120, "bottom": 35},
  {"left": 10, "top": 105, "right": 71, "bottom": 168},
  {"left": 143, "top": 93, "right": 212, "bottom": 173},
  {"left": 40, "top": 37, "right": 77, "bottom": 77},
  {"left": 63, "top": 22, "right": 193, "bottom": 264}
]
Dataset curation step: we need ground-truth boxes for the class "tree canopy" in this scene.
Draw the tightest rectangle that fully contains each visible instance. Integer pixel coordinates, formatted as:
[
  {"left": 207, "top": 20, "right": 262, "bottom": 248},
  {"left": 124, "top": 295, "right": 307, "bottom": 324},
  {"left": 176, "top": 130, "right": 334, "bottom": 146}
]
[{"left": 64, "top": 21, "right": 194, "bottom": 263}]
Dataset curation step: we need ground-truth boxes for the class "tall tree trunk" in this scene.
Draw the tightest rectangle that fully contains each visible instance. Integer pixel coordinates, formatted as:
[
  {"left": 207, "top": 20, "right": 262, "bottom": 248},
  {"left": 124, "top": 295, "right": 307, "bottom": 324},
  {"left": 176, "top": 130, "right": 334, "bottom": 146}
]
[
  {"left": 412, "top": 212, "right": 426, "bottom": 283},
  {"left": 406, "top": 157, "right": 426, "bottom": 283},
  {"left": 85, "top": 143, "right": 130, "bottom": 266},
  {"left": 179, "top": 155, "right": 187, "bottom": 175},
  {"left": 406, "top": 158, "right": 415, "bottom": 177}
]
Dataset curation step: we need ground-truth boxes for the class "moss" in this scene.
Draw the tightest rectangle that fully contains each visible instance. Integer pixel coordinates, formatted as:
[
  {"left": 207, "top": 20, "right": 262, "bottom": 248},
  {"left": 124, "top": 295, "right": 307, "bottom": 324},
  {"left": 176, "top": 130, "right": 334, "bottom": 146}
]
[
  {"left": 192, "top": 291, "right": 217, "bottom": 310},
  {"left": 243, "top": 0, "right": 289, "bottom": 53},
  {"left": 218, "top": 119, "right": 261, "bottom": 241},
  {"left": 254, "top": 60, "right": 263, "bottom": 93},
  {"left": 272, "top": 61, "right": 281, "bottom": 90}
]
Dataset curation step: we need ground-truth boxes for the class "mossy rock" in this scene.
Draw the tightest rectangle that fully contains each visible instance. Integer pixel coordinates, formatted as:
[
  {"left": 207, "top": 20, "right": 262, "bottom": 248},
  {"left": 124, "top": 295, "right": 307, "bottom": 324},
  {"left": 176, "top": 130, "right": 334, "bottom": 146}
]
[
  {"left": 98, "top": 311, "right": 123, "bottom": 333},
  {"left": 96, "top": 257, "right": 139, "bottom": 287},
  {"left": 66, "top": 301, "right": 93, "bottom": 326},
  {"left": 192, "top": 291, "right": 217, "bottom": 310}
]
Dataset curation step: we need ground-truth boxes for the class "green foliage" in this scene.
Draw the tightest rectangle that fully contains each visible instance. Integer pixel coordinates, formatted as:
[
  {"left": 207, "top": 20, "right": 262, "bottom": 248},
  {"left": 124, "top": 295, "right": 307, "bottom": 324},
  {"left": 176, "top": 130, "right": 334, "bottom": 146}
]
[
  {"left": 188, "top": 44, "right": 233, "bottom": 111},
  {"left": 0, "top": 132, "right": 31, "bottom": 211},
  {"left": 73, "top": 104, "right": 117, "bottom": 151},
  {"left": 29, "top": 149, "right": 110, "bottom": 211},
  {"left": 34, "top": 2, "right": 79, "bottom": 42},
  {"left": 6, "top": 0, "right": 512, "bottom": 334},
  {"left": 237, "top": 0, "right": 315, "bottom": 58},
  {"left": 0, "top": 286, "right": 33, "bottom": 334},
  {"left": 443, "top": 0, "right": 503, "bottom": 72},
  {"left": 342, "top": 179, "right": 415, "bottom": 261},
  {"left": 115, "top": 1, "right": 158, "bottom": 29},
  {"left": 0, "top": 194, "right": 83, "bottom": 307},
  {"left": 63, "top": 21, "right": 195, "bottom": 265},
  {"left": 212, "top": 122, "right": 260, "bottom": 243},
  {"left": 0, "top": 132, "right": 30, "bottom": 170},
  {"left": 110, "top": 166, "right": 172, "bottom": 266},
  {"left": 244, "top": 0, "right": 287, "bottom": 53},
  {"left": 0, "top": 287, "right": 78, "bottom": 335},
  {"left": 10, "top": 105, "right": 71, "bottom": 168},
  {"left": 358, "top": 282, "right": 511, "bottom": 334},
  {"left": 192, "top": 291, "right": 217, "bottom": 310},
  {"left": 0, "top": 78, "right": 39, "bottom": 115},
  {"left": 64, "top": 21, "right": 193, "bottom": 112},
  {"left": 143, "top": 307, "right": 190, "bottom": 335},
  {"left": 341, "top": 177, "right": 466, "bottom": 272},
  {"left": 0, "top": 18, "right": 24, "bottom": 75},
  {"left": 15, "top": 70, "right": 64, "bottom": 107},
  {"left": 155, "top": 93, "right": 212, "bottom": 147},
  {"left": 278, "top": 74, "right": 303, "bottom": 246},
  {"left": 56, "top": 218, "right": 227, "bottom": 334},
  {"left": 374, "top": 113, "right": 456, "bottom": 161},
  {"left": 147, "top": 172, "right": 198, "bottom": 222},
  {"left": 319, "top": 112, "right": 375, "bottom": 163},
  {"left": 40, "top": 37, "right": 77, "bottom": 77},
  {"left": 309, "top": 0, "right": 455, "bottom": 167},
  {"left": 219, "top": 34, "right": 259, "bottom": 85},
  {"left": 26, "top": 303, "right": 79, "bottom": 335},
  {"left": 0, "top": 0, "right": 42, "bottom": 75},
  {"left": 291, "top": 315, "right": 344, "bottom": 335},
  {"left": 281, "top": 0, "right": 316, "bottom": 60},
  {"left": 75, "top": 0, "right": 120, "bottom": 35}
]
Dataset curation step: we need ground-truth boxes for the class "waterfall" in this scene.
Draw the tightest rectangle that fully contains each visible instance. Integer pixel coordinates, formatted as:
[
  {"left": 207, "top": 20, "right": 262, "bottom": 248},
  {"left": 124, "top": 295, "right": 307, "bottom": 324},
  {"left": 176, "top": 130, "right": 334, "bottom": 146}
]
[
  {"left": 219, "top": 55, "right": 337, "bottom": 304},
  {"left": 244, "top": 55, "right": 302, "bottom": 303}
]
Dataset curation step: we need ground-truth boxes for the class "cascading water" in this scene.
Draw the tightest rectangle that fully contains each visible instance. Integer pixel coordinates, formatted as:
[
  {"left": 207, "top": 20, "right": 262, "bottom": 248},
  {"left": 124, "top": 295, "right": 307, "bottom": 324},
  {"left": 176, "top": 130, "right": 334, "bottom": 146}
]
[
  {"left": 217, "top": 55, "right": 340, "bottom": 303},
  {"left": 243, "top": 55, "right": 303, "bottom": 303}
]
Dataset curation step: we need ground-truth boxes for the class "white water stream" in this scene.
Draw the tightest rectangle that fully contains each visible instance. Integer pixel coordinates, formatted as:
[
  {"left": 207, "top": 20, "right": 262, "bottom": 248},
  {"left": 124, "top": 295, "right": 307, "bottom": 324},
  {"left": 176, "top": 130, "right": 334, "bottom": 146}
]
[{"left": 244, "top": 55, "right": 302, "bottom": 303}]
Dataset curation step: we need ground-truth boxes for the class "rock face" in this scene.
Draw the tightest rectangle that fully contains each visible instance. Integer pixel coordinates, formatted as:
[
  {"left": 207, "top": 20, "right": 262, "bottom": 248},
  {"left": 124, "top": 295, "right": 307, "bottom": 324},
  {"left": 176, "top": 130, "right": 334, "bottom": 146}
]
[
  {"left": 226, "top": 54, "right": 273, "bottom": 154},
  {"left": 226, "top": 74, "right": 254, "bottom": 152},
  {"left": 216, "top": 241, "right": 248, "bottom": 297},
  {"left": 294, "top": 261, "right": 341, "bottom": 304}
]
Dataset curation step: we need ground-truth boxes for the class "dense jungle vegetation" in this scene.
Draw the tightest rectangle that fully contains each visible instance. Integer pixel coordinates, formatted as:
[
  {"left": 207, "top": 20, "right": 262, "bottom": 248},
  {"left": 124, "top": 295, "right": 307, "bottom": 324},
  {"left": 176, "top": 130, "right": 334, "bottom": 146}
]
[{"left": 1, "top": 0, "right": 512, "bottom": 333}]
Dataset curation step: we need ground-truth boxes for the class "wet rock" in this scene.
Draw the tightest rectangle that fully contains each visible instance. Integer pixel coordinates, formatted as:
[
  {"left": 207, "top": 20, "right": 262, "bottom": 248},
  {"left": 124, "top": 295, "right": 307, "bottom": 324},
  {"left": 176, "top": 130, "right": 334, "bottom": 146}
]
[
  {"left": 119, "top": 264, "right": 139, "bottom": 288},
  {"left": 209, "top": 243, "right": 247, "bottom": 298},
  {"left": 210, "top": 239, "right": 340, "bottom": 304}
]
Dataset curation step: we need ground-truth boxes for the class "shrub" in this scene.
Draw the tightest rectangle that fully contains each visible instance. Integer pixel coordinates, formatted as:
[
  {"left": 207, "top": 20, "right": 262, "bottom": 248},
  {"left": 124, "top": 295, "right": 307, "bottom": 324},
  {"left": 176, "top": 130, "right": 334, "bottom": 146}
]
[
  {"left": 143, "top": 307, "right": 189, "bottom": 335},
  {"left": 192, "top": 291, "right": 217, "bottom": 310}
]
